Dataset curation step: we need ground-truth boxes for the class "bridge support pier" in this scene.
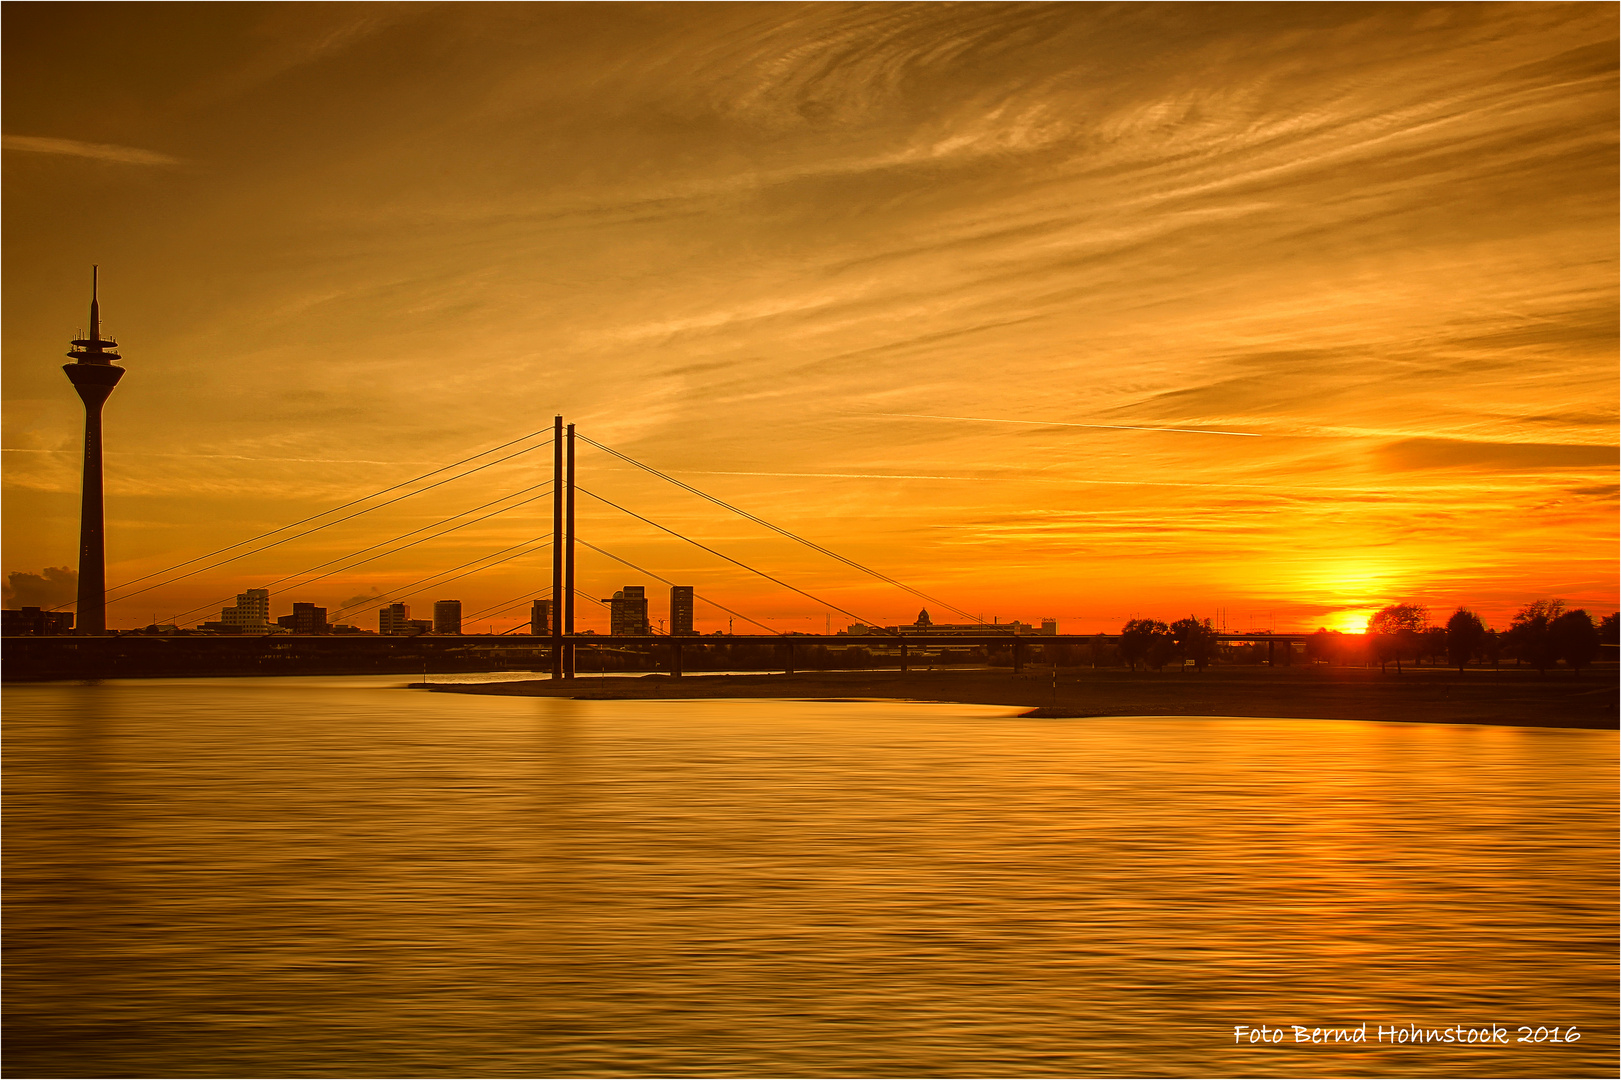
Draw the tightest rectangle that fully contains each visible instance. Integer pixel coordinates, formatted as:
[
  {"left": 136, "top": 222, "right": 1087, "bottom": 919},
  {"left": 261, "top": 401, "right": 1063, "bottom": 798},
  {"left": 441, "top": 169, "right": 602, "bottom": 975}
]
[
  {"left": 1013, "top": 639, "right": 1024, "bottom": 674},
  {"left": 671, "top": 642, "right": 682, "bottom": 678},
  {"left": 900, "top": 639, "right": 909, "bottom": 673},
  {"left": 1267, "top": 639, "right": 1275, "bottom": 666},
  {"left": 785, "top": 641, "right": 794, "bottom": 675}
]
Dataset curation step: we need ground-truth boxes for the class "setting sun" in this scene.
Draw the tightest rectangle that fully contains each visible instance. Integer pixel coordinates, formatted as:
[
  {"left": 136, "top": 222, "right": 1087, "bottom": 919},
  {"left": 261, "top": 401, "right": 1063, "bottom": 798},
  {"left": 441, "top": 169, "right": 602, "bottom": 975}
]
[{"left": 1325, "top": 608, "right": 1380, "bottom": 635}]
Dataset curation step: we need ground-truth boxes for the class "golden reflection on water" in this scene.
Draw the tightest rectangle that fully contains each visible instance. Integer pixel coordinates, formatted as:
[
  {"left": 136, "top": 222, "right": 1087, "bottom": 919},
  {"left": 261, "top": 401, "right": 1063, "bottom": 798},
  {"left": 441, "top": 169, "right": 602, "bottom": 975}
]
[{"left": 5, "top": 677, "right": 1616, "bottom": 1077}]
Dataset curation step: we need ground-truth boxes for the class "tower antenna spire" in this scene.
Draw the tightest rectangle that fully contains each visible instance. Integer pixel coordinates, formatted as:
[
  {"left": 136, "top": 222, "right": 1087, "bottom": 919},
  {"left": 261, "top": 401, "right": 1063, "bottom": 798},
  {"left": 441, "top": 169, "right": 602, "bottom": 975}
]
[{"left": 90, "top": 265, "right": 99, "bottom": 340}]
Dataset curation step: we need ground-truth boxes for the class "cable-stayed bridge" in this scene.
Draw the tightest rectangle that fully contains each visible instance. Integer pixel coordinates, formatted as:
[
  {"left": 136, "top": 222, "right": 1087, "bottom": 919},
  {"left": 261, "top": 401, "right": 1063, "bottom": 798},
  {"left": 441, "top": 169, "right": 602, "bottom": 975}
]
[{"left": 19, "top": 414, "right": 1309, "bottom": 679}]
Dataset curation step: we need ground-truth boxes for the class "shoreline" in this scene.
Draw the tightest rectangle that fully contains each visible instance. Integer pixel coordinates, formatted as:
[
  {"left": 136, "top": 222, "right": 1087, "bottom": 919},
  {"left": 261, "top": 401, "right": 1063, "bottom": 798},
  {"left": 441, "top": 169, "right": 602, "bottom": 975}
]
[{"left": 422, "top": 666, "right": 1620, "bottom": 730}]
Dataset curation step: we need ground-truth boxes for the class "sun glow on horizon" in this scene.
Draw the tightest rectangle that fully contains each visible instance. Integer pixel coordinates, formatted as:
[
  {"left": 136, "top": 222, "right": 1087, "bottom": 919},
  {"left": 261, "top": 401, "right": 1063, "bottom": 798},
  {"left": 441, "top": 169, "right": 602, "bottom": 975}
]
[{"left": 1325, "top": 608, "right": 1379, "bottom": 634}]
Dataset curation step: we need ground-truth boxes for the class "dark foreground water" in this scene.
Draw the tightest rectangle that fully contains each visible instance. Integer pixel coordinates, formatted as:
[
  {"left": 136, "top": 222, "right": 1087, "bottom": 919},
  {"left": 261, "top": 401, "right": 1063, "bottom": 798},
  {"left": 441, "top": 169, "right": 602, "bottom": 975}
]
[{"left": 5, "top": 676, "right": 1616, "bottom": 1077}]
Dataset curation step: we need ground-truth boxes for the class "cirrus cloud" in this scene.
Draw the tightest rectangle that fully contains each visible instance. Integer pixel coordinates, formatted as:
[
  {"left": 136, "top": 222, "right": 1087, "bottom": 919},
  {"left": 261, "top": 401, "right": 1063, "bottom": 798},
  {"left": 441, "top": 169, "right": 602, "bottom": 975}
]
[{"left": 3, "top": 134, "right": 183, "bottom": 166}]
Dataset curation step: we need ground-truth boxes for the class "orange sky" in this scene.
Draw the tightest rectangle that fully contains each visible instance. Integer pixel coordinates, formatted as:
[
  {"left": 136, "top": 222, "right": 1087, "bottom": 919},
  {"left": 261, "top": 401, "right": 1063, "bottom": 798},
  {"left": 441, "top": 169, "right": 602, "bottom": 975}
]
[{"left": 4, "top": 3, "right": 1616, "bottom": 634}]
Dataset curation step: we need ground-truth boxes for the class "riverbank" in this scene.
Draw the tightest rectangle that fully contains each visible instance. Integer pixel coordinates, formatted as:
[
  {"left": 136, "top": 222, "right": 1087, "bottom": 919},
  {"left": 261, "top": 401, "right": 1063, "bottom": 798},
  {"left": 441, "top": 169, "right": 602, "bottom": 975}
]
[{"left": 424, "top": 665, "right": 1619, "bottom": 729}]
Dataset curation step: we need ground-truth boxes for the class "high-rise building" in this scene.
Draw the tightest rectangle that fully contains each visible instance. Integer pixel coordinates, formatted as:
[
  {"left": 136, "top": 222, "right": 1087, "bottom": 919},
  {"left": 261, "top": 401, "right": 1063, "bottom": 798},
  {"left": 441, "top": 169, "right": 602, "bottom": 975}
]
[
  {"left": 379, "top": 602, "right": 412, "bottom": 635},
  {"left": 221, "top": 589, "right": 271, "bottom": 631},
  {"left": 607, "top": 586, "right": 649, "bottom": 636},
  {"left": 530, "top": 598, "right": 551, "bottom": 636},
  {"left": 670, "top": 585, "right": 694, "bottom": 635},
  {"left": 433, "top": 599, "right": 462, "bottom": 635}
]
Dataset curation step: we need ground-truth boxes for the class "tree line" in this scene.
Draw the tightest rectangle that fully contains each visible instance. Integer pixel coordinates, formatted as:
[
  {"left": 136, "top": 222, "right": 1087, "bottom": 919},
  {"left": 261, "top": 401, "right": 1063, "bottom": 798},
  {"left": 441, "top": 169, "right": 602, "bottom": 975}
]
[
  {"left": 1316, "top": 601, "right": 1614, "bottom": 675},
  {"left": 1106, "top": 603, "right": 1616, "bottom": 676}
]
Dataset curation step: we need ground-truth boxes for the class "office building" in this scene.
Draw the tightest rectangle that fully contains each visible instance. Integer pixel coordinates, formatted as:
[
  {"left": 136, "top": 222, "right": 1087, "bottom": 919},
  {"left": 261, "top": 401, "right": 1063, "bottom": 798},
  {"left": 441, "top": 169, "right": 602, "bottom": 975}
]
[
  {"left": 670, "top": 585, "right": 694, "bottom": 635},
  {"left": 433, "top": 599, "right": 462, "bottom": 635},
  {"left": 275, "top": 602, "right": 328, "bottom": 634},
  {"left": 531, "top": 598, "right": 551, "bottom": 636},
  {"left": 221, "top": 589, "right": 271, "bottom": 632},
  {"left": 607, "top": 585, "right": 649, "bottom": 636},
  {"left": 379, "top": 602, "right": 412, "bottom": 635}
]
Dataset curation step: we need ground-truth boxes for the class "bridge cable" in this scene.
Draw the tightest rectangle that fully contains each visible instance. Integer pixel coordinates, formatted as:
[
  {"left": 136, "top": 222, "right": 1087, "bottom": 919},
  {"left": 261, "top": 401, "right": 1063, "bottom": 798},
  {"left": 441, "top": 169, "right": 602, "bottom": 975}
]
[
  {"left": 461, "top": 586, "right": 559, "bottom": 626},
  {"left": 464, "top": 542, "right": 771, "bottom": 637},
  {"left": 464, "top": 582, "right": 660, "bottom": 634},
  {"left": 573, "top": 538, "right": 778, "bottom": 636},
  {"left": 99, "top": 435, "right": 555, "bottom": 612},
  {"left": 84, "top": 430, "right": 553, "bottom": 608},
  {"left": 324, "top": 532, "right": 555, "bottom": 625},
  {"left": 323, "top": 535, "right": 553, "bottom": 625},
  {"left": 577, "top": 434, "right": 998, "bottom": 628},
  {"left": 488, "top": 589, "right": 611, "bottom": 634},
  {"left": 577, "top": 485, "right": 888, "bottom": 634},
  {"left": 168, "top": 484, "right": 554, "bottom": 626}
]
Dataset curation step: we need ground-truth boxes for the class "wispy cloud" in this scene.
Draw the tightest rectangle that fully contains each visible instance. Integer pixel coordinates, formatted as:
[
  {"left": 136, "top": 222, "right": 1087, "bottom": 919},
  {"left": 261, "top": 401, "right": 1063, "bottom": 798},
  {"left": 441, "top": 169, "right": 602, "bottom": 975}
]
[
  {"left": 3, "top": 134, "right": 183, "bottom": 166},
  {"left": 876, "top": 413, "right": 1264, "bottom": 437}
]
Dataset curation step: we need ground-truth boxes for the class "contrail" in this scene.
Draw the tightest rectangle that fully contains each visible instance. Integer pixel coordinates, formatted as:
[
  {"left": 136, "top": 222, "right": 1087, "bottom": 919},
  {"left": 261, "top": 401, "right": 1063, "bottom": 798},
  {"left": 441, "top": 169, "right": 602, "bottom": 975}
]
[{"left": 876, "top": 412, "right": 1264, "bottom": 437}]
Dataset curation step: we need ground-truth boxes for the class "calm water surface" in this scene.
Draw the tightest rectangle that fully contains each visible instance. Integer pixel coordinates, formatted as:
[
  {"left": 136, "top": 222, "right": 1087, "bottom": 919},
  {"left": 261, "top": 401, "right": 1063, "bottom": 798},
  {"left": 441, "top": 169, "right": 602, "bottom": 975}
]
[{"left": 5, "top": 675, "right": 1615, "bottom": 1077}]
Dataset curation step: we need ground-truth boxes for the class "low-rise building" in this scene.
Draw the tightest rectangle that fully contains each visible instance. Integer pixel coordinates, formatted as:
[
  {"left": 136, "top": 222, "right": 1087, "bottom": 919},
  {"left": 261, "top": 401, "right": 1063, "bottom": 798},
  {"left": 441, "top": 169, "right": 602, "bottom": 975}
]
[{"left": 2, "top": 607, "right": 75, "bottom": 635}]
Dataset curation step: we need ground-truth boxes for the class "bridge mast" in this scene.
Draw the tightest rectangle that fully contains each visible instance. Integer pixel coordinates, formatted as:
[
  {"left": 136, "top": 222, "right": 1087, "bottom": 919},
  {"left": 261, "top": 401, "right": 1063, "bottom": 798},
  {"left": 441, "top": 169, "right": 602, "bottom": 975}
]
[
  {"left": 551, "top": 414, "right": 564, "bottom": 678},
  {"left": 565, "top": 422, "right": 577, "bottom": 678}
]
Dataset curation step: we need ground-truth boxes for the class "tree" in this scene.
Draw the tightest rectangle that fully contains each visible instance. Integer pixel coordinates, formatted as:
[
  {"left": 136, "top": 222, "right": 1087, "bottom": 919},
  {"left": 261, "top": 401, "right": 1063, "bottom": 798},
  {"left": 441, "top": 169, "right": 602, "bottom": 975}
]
[
  {"left": 1600, "top": 612, "right": 1619, "bottom": 646},
  {"left": 1368, "top": 603, "right": 1427, "bottom": 673},
  {"left": 1146, "top": 631, "right": 1178, "bottom": 671},
  {"left": 1170, "top": 615, "right": 1217, "bottom": 671},
  {"left": 1306, "top": 628, "right": 1340, "bottom": 666},
  {"left": 1551, "top": 609, "right": 1599, "bottom": 676},
  {"left": 1507, "top": 600, "right": 1564, "bottom": 675},
  {"left": 1445, "top": 608, "right": 1485, "bottom": 673},
  {"left": 1120, "top": 618, "right": 1170, "bottom": 672}
]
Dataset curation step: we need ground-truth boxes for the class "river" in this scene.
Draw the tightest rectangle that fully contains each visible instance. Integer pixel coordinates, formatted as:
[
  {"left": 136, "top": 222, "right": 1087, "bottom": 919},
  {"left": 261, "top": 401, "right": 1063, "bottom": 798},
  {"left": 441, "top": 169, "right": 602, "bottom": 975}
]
[{"left": 5, "top": 675, "right": 1615, "bottom": 1076}]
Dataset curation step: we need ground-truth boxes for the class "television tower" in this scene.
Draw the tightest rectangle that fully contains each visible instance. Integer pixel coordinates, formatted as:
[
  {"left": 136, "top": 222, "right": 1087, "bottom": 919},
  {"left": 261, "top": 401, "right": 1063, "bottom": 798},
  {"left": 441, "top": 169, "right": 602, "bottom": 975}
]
[{"left": 63, "top": 267, "right": 124, "bottom": 635}]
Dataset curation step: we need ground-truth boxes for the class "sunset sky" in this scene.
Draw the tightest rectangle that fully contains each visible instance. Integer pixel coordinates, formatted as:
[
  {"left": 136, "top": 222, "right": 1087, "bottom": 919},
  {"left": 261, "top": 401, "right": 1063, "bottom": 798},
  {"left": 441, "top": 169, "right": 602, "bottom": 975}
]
[{"left": 4, "top": 3, "right": 1616, "bottom": 635}]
